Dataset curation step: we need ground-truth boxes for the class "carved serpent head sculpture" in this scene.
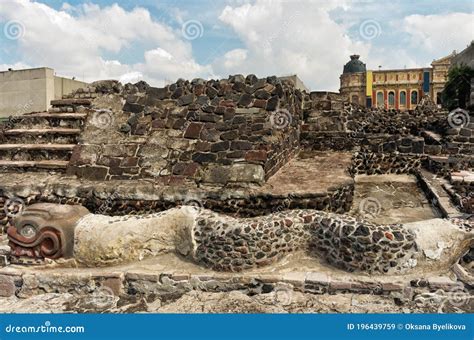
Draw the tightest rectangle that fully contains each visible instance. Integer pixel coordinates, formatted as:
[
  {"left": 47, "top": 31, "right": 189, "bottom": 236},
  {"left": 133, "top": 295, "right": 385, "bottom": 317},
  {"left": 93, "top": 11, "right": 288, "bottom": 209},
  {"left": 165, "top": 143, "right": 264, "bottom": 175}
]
[{"left": 7, "top": 203, "right": 89, "bottom": 263}]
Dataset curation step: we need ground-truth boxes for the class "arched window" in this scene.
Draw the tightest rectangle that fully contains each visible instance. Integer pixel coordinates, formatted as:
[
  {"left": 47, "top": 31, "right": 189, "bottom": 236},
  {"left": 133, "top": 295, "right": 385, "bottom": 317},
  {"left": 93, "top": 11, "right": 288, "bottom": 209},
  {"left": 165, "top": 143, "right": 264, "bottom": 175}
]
[
  {"left": 388, "top": 91, "right": 395, "bottom": 106},
  {"left": 351, "top": 95, "right": 359, "bottom": 104},
  {"left": 376, "top": 92, "right": 384, "bottom": 108},
  {"left": 411, "top": 91, "right": 418, "bottom": 104},
  {"left": 399, "top": 91, "right": 406, "bottom": 106}
]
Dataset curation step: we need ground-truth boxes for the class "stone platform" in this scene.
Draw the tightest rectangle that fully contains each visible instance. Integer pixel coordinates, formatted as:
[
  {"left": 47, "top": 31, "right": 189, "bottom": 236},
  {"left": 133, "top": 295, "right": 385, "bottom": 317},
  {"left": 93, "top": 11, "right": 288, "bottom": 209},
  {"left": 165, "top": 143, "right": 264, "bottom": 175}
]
[
  {"left": 0, "top": 151, "right": 354, "bottom": 218},
  {"left": 0, "top": 248, "right": 470, "bottom": 313},
  {"left": 351, "top": 174, "right": 440, "bottom": 224}
]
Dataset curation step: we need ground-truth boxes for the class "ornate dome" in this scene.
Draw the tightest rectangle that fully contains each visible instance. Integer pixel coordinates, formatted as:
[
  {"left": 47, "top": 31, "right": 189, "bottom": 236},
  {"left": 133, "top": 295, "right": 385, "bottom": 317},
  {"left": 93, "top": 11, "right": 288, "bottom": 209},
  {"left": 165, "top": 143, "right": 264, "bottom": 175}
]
[{"left": 343, "top": 55, "right": 366, "bottom": 74}]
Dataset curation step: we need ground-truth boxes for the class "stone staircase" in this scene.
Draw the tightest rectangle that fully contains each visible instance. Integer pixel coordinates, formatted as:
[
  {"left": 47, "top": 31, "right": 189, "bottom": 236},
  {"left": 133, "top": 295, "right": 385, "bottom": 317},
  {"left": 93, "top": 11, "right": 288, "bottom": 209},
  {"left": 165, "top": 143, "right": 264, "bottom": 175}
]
[{"left": 0, "top": 99, "right": 91, "bottom": 172}]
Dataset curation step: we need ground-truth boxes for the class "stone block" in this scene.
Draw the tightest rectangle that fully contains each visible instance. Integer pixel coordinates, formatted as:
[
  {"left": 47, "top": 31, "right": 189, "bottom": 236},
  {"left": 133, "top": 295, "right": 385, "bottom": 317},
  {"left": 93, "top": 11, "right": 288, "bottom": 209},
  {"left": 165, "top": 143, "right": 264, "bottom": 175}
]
[
  {"left": 211, "top": 141, "right": 230, "bottom": 152},
  {"left": 266, "top": 95, "right": 279, "bottom": 111},
  {"left": 0, "top": 274, "right": 17, "bottom": 297},
  {"left": 184, "top": 122, "right": 203, "bottom": 139},
  {"left": 0, "top": 255, "right": 9, "bottom": 267},
  {"left": 220, "top": 130, "right": 239, "bottom": 141},
  {"left": 102, "top": 277, "right": 123, "bottom": 296},
  {"left": 305, "top": 272, "right": 330, "bottom": 286},
  {"left": 231, "top": 141, "right": 252, "bottom": 150},
  {"left": 172, "top": 162, "right": 199, "bottom": 176},
  {"left": 80, "top": 166, "right": 108, "bottom": 180},
  {"left": 192, "top": 152, "right": 217, "bottom": 164},
  {"left": 123, "top": 102, "right": 144, "bottom": 113},
  {"left": 146, "top": 86, "right": 169, "bottom": 100},
  {"left": 69, "top": 144, "right": 102, "bottom": 166},
  {"left": 382, "top": 282, "right": 404, "bottom": 292},
  {"left": 235, "top": 108, "right": 260, "bottom": 114},
  {"left": 202, "top": 164, "right": 265, "bottom": 184},
  {"left": 103, "top": 144, "right": 137, "bottom": 157},
  {"left": 412, "top": 138, "right": 425, "bottom": 154},
  {"left": 329, "top": 281, "right": 352, "bottom": 291},
  {"left": 120, "top": 157, "right": 138, "bottom": 167},
  {"left": 245, "top": 150, "right": 267, "bottom": 162}
]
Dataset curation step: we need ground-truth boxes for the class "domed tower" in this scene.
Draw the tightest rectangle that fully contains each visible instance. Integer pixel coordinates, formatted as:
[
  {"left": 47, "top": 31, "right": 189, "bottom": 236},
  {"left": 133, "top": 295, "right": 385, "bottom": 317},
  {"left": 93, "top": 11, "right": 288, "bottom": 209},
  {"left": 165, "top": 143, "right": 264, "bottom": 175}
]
[{"left": 340, "top": 55, "right": 367, "bottom": 106}]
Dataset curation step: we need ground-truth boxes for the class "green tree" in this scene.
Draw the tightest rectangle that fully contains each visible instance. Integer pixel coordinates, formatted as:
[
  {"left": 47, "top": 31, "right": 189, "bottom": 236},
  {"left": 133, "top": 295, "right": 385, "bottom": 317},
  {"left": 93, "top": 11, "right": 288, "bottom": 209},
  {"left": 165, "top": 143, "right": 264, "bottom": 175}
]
[{"left": 442, "top": 64, "right": 473, "bottom": 110}]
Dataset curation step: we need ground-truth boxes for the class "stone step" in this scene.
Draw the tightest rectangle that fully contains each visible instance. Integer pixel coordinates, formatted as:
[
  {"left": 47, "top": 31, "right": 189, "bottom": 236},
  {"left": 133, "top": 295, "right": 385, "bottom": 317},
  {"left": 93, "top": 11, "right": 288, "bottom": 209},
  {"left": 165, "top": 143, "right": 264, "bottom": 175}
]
[
  {"left": 50, "top": 99, "right": 91, "bottom": 106},
  {"left": 4, "top": 128, "right": 81, "bottom": 135},
  {"left": 0, "top": 160, "right": 69, "bottom": 169},
  {"left": 0, "top": 144, "right": 76, "bottom": 151},
  {"left": 21, "top": 113, "right": 87, "bottom": 120}
]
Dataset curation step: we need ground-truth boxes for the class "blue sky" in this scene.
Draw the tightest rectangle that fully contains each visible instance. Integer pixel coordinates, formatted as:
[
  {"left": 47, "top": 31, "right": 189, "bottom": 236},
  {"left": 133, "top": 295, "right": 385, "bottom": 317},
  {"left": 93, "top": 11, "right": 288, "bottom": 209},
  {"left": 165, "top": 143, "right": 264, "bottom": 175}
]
[{"left": 0, "top": 0, "right": 473, "bottom": 90}]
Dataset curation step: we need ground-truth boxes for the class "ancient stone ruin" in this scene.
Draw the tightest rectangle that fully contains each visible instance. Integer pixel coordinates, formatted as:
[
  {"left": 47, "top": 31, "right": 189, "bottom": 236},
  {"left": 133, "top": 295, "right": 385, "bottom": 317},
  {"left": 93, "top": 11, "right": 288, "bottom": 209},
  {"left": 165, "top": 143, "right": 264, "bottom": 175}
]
[{"left": 0, "top": 74, "right": 472, "bottom": 313}]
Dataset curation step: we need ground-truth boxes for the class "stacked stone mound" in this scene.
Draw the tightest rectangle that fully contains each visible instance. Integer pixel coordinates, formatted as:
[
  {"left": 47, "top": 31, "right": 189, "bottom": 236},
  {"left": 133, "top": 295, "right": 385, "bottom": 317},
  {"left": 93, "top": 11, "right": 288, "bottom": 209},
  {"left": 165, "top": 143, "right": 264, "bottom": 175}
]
[
  {"left": 193, "top": 209, "right": 418, "bottom": 274},
  {"left": 68, "top": 75, "right": 306, "bottom": 186},
  {"left": 345, "top": 106, "right": 445, "bottom": 136},
  {"left": 63, "top": 80, "right": 123, "bottom": 99},
  {"left": 302, "top": 101, "right": 447, "bottom": 154}
]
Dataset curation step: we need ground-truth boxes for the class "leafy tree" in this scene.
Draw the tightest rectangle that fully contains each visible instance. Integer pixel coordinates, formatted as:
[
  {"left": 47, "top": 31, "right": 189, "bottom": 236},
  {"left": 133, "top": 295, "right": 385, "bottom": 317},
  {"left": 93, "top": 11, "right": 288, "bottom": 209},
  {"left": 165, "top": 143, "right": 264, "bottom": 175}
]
[{"left": 442, "top": 64, "right": 473, "bottom": 110}]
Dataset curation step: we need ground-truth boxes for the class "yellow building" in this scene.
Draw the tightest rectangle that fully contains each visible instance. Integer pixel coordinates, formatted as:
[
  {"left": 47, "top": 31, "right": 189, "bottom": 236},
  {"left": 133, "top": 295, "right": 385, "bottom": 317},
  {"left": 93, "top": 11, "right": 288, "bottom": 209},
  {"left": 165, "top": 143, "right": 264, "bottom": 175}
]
[{"left": 339, "top": 53, "right": 454, "bottom": 110}]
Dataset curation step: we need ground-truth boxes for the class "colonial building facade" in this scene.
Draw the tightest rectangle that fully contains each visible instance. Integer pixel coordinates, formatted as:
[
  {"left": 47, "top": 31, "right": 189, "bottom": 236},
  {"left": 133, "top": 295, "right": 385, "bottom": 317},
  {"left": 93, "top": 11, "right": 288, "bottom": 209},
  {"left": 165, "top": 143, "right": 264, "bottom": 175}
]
[{"left": 339, "top": 53, "right": 454, "bottom": 110}]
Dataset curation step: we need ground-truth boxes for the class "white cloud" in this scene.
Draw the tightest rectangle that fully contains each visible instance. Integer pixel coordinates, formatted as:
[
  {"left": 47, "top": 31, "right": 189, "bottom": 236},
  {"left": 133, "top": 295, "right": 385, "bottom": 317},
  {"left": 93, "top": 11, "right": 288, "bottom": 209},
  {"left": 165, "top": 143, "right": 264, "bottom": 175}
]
[
  {"left": 221, "top": 48, "right": 248, "bottom": 69},
  {"left": 216, "top": 0, "right": 368, "bottom": 90},
  {"left": 0, "top": 0, "right": 208, "bottom": 85},
  {"left": 403, "top": 12, "right": 474, "bottom": 56},
  {"left": 0, "top": 1, "right": 472, "bottom": 92},
  {"left": 119, "top": 71, "right": 144, "bottom": 84},
  {"left": 137, "top": 48, "right": 214, "bottom": 84}
]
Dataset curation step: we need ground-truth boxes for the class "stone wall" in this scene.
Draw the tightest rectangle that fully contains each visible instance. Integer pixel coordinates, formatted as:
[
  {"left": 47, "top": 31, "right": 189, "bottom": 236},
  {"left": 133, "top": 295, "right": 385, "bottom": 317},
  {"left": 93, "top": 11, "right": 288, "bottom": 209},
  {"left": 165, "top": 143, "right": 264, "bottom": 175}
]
[
  {"left": 443, "top": 117, "right": 474, "bottom": 155},
  {"left": 194, "top": 209, "right": 418, "bottom": 274},
  {"left": 302, "top": 103, "right": 474, "bottom": 157},
  {"left": 350, "top": 152, "right": 426, "bottom": 175},
  {"left": 68, "top": 76, "right": 305, "bottom": 186}
]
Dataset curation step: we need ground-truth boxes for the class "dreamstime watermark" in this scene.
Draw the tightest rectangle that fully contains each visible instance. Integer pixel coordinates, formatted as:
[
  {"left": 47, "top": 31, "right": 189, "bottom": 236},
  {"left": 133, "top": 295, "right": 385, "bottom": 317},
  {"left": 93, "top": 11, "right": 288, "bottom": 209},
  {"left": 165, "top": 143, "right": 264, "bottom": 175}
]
[
  {"left": 269, "top": 109, "right": 292, "bottom": 130},
  {"left": 96, "top": 191, "right": 120, "bottom": 215},
  {"left": 358, "top": 197, "right": 381, "bottom": 218},
  {"left": 3, "top": 20, "right": 25, "bottom": 40},
  {"left": 273, "top": 286, "right": 293, "bottom": 306},
  {"left": 3, "top": 196, "right": 25, "bottom": 218},
  {"left": 428, "top": 286, "right": 472, "bottom": 313},
  {"left": 5, "top": 320, "right": 85, "bottom": 334},
  {"left": 447, "top": 108, "right": 470, "bottom": 129},
  {"left": 358, "top": 19, "right": 381, "bottom": 40},
  {"left": 90, "top": 286, "right": 117, "bottom": 309},
  {"left": 181, "top": 19, "right": 204, "bottom": 40},
  {"left": 91, "top": 109, "right": 115, "bottom": 130}
]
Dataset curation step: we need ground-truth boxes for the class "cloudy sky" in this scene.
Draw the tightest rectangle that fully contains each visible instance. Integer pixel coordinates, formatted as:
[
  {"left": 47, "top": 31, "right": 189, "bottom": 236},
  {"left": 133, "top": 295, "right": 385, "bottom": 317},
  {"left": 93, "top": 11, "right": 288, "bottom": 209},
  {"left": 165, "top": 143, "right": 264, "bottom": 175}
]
[{"left": 0, "top": 0, "right": 472, "bottom": 90}]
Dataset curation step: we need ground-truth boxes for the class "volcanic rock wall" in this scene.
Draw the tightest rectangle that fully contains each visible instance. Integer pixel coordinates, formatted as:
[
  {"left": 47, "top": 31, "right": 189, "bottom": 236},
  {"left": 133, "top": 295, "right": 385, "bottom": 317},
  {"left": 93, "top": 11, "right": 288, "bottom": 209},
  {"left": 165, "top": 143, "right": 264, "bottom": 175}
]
[
  {"left": 68, "top": 76, "right": 305, "bottom": 186},
  {"left": 193, "top": 208, "right": 418, "bottom": 274}
]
